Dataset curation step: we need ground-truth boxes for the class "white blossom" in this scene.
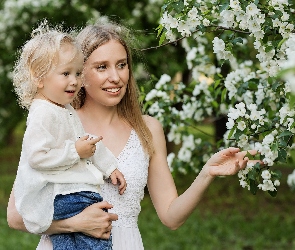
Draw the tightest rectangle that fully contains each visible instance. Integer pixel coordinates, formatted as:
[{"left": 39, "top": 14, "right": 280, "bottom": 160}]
[
  {"left": 287, "top": 170, "right": 295, "bottom": 188},
  {"left": 261, "top": 170, "right": 271, "bottom": 180},
  {"left": 167, "top": 152, "right": 175, "bottom": 171},
  {"left": 237, "top": 120, "right": 246, "bottom": 131},
  {"left": 155, "top": 74, "right": 171, "bottom": 89},
  {"left": 258, "top": 179, "right": 276, "bottom": 191}
]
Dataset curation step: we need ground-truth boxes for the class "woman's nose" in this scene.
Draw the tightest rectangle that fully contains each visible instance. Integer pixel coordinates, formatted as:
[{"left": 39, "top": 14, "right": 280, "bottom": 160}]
[{"left": 108, "top": 68, "right": 120, "bottom": 83}]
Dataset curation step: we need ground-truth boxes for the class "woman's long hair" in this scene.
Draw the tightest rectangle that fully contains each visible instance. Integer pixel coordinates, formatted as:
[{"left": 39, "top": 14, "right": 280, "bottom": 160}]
[{"left": 73, "top": 21, "right": 154, "bottom": 156}]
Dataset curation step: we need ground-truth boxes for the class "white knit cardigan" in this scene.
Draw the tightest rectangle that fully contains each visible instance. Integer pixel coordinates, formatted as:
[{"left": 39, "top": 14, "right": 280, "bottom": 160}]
[{"left": 14, "top": 99, "right": 117, "bottom": 234}]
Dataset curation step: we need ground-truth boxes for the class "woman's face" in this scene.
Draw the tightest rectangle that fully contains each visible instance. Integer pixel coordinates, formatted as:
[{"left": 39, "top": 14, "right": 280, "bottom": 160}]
[{"left": 82, "top": 39, "right": 129, "bottom": 107}]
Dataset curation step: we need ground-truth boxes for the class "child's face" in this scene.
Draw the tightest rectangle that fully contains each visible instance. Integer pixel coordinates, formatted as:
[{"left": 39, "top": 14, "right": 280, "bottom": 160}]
[{"left": 38, "top": 43, "right": 84, "bottom": 106}]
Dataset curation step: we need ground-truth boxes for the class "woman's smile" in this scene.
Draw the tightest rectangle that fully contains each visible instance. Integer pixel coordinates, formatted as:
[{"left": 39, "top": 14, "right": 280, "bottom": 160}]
[{"left": 103, "top": 87, "right": 122, "bottom": 93}]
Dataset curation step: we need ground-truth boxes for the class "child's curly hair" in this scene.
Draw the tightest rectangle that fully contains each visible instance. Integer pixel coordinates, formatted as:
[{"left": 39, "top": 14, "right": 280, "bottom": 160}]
[{"left": 13, "top": 20, "right": 79, "bottom": 110}]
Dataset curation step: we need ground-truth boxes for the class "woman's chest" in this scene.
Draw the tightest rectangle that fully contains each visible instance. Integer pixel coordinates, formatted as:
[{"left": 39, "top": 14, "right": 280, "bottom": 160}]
[{"left": 88, "top": 124, "right": 132, "bottom": 158}]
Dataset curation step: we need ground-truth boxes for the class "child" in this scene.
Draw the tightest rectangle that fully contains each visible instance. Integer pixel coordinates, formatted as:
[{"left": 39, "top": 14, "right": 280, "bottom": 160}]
[{"left": 12, "top": 21, "right": 126, "bottom": 250}]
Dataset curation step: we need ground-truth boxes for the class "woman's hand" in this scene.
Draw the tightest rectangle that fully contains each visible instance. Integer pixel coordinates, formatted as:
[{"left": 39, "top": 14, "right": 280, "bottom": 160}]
[
  {"left": 8, "top": 186, "right": 117, "bottom": 239},
  {"left": 52, "top": 201, "right": 117, "bottom": 239},
  {"left": 203, "top": 147, "right": 259, "bottom": 177}
]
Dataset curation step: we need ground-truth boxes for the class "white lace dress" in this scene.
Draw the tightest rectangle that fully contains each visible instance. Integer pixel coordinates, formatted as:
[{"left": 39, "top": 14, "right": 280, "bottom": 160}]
[{"left": 36, "top": 130, "right": 150, "bottom": 250}]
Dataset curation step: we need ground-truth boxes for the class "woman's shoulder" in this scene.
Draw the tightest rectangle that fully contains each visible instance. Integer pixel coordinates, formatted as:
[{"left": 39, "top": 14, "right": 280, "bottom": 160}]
[{"left": 142, "top": 115, "right": 164, "bottom": 134}]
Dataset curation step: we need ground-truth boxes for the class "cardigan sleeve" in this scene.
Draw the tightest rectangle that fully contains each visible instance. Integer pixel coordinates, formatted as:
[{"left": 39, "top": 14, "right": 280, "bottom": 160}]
[
  {"left": 90, "top": 140, "right": 118, "bottom": 178},
  {"left": 23, "top": 105, "right": 80, "bottom": 171}
]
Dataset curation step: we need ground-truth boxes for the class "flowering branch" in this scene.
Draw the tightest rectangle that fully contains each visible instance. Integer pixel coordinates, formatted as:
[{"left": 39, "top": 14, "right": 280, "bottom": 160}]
[
  {"left": 144, "top": 0, "right": 295, "bottom": 196},
  {"left": 141, "top": 24, "right": 251, "bottom": 51}
]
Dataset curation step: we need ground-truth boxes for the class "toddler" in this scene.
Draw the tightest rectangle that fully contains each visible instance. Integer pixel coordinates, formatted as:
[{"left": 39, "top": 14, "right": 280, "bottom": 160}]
[{"left": 13, "top": 21, "right": 126, "bottom": 250}]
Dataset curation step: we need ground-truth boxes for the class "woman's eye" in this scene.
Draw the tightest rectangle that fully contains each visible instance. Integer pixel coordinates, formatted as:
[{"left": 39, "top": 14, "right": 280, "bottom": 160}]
[
  {"left": 118, "top": 62, "right": 127, "bottom": 69},
  {"left": 97, "top": 65, "right": 106, "bottom": 70}
]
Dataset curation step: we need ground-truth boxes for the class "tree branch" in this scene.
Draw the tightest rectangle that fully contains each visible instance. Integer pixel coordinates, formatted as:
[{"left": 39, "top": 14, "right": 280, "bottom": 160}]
[
  {"left": 140, "top": 25, "right": 251, "bottom": 51},
  {"left": 140, "top": 36, "right": 186, "bottom": 51}
]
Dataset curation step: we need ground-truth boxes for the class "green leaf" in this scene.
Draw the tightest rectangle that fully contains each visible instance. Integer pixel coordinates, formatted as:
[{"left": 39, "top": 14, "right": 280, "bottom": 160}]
[
  {"left": 159, "top": 32, "right": 166, "bottom": 46},
  {"left": 277, "top": 67, "right": 295, "bottom": 78},
  {"left": 278, "top": 130, "right": 293, "bottom": 138},
  {"left": 248, "top": 81, "right": 258, "bottom": 90},
  {"left": 219, "top": 2, "right": 229, "bottom": 11},
  {"left": 248, "top": 170, "right": 257, "bottom": 181},
  {"left": 272, "top": 169, "right": 282, "bottom": 179},
  {"left": 277, "top": 38, "right": 287, "bottom": 49},
  {"left": 244, "top": 151, "right": 259, "bottom": 160},
  {"left": 268, "top": 189, "right": 277, "bottom": 197},
  {"left": 227, "top": 125, "right": 236, "bottom": 139},
  {"left": 197, "top": 24, "right": 206, "bottom": 33},
  {"left": 277, "top": 149, "right": 287, "bottom": 163},
  {"left": 265, "top": 45, "right": 274, "bottom": 53},
  {"left": 171, "top": 1, "right": 184, "bottom": 12},
  {"left": 156, "top": 24, "right": 164, "bottom": 38},
  {"left": 231, "top": 37, "right": 243, "bottom": 45},
  {"left": 274, "top": 9, "right": 283, "bottom": 18},
  {"left": 253, "top": 162, "right": 261, "bottom": 170},
  {"left": 279, "top": 138, "right": 287, "bottom": 148},
  {"left": 271, "top": 142, "right": 279, "bottom": 151},
  {"left": 212, "top": 100, "right": 219, "bottom": 108},
  {"left": 214, "top": 79, "right": 221, "bottom": 89},
  {"left": 249, "top": 179, "right": 258, "bottom": 195},
  {"left": 234, "top": 130, "right": 243, "bottom": 140},
  {"left": 213, "top": 87, "right": 221, "bottom": 97},
  {"left": 289, "top": 94, "right": 295, "bottom": 107},
  {"left": 221, "top": 88, "right": 227, "bottom": 102},
  {"left": 162, "top": 2, "right": 170, "bottom": 10}
]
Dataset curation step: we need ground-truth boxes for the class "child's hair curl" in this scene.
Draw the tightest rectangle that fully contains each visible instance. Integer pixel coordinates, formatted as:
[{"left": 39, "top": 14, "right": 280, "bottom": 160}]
[{"left": 13, "top": 20, "right": 80, "bottom": 110}]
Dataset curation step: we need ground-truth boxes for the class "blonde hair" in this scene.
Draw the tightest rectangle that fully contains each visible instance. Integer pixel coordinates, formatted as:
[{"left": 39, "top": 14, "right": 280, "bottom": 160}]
[
  {"left": 13, "top": 21, "right": 80, "bottom": 110},
  {"left": 73, "top": 21, "right": 154, "bottom": 156}
]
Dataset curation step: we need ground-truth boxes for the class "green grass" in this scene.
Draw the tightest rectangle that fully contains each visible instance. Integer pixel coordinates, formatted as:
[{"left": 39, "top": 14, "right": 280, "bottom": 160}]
[
  {"left": 139, "top": 173, "right": 295, "bottom": 250},
  {"left": 0, "top": 207, "right": 40, "bottom": 250},
  {"left": 1, "top": 126, "right": 295, "bottom": 250}
]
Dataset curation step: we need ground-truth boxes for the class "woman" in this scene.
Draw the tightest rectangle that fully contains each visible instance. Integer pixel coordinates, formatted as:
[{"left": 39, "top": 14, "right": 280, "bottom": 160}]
[{"left": 7, "top": 21, "right": 258, "bottom": 249}]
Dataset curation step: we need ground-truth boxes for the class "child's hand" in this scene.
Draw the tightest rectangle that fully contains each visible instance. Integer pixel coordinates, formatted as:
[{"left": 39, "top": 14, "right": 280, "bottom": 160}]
[
  {"left": 110, "top": 169, "right": 126, "bottom": 195},
  {"left": 75, "top": 135, "right": 102, "bottom": 159}
]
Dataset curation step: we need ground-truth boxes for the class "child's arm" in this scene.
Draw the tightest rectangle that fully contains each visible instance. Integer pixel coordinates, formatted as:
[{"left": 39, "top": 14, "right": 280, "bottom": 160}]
[
  {"left": 90, "top": 140, "right": 118, "bottom": 177},
  {"left": 24, "top": 107, "right": 80, "bottom": 171},
  {"left": 109, "top": 169, "right": 127, "bottom": 195}
]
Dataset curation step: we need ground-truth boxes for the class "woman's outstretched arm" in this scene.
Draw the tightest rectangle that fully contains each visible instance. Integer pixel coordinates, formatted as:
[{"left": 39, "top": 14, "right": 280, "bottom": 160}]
[
  {"left": 145, "top": 115, "right": 257, "bottom": 230},
  {"left": 7, "top": 186, "right": 117, "bottom": 239}
]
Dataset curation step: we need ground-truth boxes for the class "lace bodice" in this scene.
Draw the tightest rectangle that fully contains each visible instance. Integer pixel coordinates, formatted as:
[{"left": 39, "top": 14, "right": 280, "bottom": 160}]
[
  {"left": 100, "top": 130, "right": 149, "bottom": 228},
  {"left": 36, "top": 129, "right": 149, "bottom": 250}
]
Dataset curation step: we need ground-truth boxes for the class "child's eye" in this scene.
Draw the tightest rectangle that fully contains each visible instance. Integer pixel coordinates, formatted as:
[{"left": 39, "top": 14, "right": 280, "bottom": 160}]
[
  {"left": 76, "top": 72, "right": 82, "bottom": 77},
  {"left": 63, "top": 72, "right": 70, "bottom": 76},
  {"left": 118, "top": 62, "right": 127, "bottom": 69}
]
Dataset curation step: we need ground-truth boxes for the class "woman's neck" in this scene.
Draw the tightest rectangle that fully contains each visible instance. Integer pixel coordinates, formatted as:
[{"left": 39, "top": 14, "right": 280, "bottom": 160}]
[
  {"left": 77, "top": 100, "right": 132, "bottom": 155},
  {"left": 77, "top": 102, "right": 119, "bottom": 128}
]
